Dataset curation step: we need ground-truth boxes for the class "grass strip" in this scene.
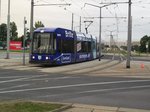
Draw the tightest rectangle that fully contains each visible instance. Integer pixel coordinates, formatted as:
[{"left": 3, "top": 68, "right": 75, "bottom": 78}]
[{"left": 0, "top": 101, "right": 63, "bottom": 112}]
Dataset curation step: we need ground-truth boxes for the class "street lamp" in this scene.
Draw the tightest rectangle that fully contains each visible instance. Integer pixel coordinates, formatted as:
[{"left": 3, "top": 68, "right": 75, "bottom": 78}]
[
  {"left": 126, "top": 0, "right": 132, "bottom": 68},
  {"left": 83, "top": 3, "right": 116, "bottom": 61},
  {"left": 0, "top": 0, "right": 1, "bottom": 23},
  {"left": 29, "top": 0, "right": 34, "bottom": 62},
  {"left": 6, "top": 0, "right": 10, "bottom": 59}
]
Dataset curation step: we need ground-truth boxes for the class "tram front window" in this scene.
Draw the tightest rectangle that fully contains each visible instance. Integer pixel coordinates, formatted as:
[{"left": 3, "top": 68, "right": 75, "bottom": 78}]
[{"left": 32, "top": 33, "right": 56, "bottom": 54}]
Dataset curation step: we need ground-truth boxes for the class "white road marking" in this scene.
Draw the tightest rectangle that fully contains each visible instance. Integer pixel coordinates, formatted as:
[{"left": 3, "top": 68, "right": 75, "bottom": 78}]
[
  {"left": 0, "top": 76, "right": 27, "bottom": 79},
  {"left": 0, "top": 79, "right": 149, "bottom": 94},
  {"left": 77, "top": 85, "right": 150, "bottom": 94},
  {"left": 0, "top": 75, "right": 47, "bottom": 84},
  {"left": 27, "top": 76, "right": 79, "bottom": 81},
  {"left": 38, "top": 85, "right": 150, "bottom": 98},
  {"left": 0, "top": 84, "right": 30, "bottom": 91}
]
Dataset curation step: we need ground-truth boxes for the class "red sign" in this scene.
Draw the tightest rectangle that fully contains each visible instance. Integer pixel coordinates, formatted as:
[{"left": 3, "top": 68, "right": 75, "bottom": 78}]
[{"left": 10, "top": 41, "right": 22, "bottom": 50}]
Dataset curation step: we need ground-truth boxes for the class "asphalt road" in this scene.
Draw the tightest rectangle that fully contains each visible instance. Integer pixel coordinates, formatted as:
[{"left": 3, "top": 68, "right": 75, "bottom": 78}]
[
  {"left": 0, "top": 51, "right": 29, "bottom": 59},
  {"left": 0, "top": 66, "right": 150, "bottom": 110}
]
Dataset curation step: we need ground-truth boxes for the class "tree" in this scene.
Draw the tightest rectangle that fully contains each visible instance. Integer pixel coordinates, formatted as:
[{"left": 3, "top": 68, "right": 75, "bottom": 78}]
[
  {"left": 132, "top": 45, "right": 139, "bottom": 52},
  {"left": 0, "top": 23, "right": 7, "bottom": 42},
  {"left": 34, "top": 21, "right": 45, "bottom": 29},
  {"left": 140, "top": 35, "right": 150, "bottom": 53},
  {"left": 10, "top": 22, "right": 18, "bottom": 40}
]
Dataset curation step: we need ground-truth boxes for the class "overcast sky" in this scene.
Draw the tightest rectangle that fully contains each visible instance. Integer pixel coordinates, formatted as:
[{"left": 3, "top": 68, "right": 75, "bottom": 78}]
[{"left": 1, "top": 0, "right": 150, "bottom": 43}]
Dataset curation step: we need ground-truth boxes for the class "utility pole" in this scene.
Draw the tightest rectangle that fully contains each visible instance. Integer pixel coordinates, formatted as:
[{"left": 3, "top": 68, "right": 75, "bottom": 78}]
[
  {"left": 99, "top": 7, "right": 102, "bottom": 61},
  {"left": 0, "top": 0, "right": 1, "bottom": 23},
  {"left": 71, "top": 13, "right": 74, "bottom": 30},
  {"left": 6, "top": 0, "right": 10, "bottom": 59},
  {"left": 126, "top": 0, "right": 132, "bottom": 68},
  {"left": 29, "top": 0, "right": 34, "bottom": 62},
  {"left": 79, "top": 16, "right": 81, "bottom": 32},
  {"left": 23, "top": 17, "right": 27, "bottom": 65},
  {"left": 83, "top": 3, "right": 116, "bottom": 61}
]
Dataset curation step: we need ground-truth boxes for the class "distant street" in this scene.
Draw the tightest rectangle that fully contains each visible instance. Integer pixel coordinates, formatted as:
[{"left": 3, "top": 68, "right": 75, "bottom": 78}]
[
  {"left": 0, "top": 54, "right": 150, "bottom": 110},
  {"left": 0, "top": 51, "right": 29, "bottom": 59},
  {"left": 0, "top": 51, "right": 150, "bottom": 62}
]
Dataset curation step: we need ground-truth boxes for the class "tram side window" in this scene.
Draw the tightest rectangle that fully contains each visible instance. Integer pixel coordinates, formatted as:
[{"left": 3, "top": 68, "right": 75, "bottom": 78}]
[
  {"left": 81, "top": 41, "right": 89, "bottom": 53},
  {"left": 62, "top": 39, "right": 74, "bottom": 53},
  {"left": 57, "top": 39, "right": 62, "bottom": 53},
  {"left": 88, "top": 42, "right": 91, "bottom": 52}
]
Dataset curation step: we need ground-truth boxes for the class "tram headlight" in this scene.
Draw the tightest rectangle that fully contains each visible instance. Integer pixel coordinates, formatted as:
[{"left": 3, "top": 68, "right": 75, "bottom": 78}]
[
  {"left": 32, "top": 56, "right": 35, "bottom": 59},
  {"left": 46, "top": 56, "right": 49, "bottom": 60}
]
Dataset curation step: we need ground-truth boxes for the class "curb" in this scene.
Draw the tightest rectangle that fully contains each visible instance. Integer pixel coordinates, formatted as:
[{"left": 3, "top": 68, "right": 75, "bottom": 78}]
[
  {"left": 69, "top": 104, "right": 150, "bottom": 112},
  {"left": 50, "top": 104, "right": 73, "bottom": 112}
]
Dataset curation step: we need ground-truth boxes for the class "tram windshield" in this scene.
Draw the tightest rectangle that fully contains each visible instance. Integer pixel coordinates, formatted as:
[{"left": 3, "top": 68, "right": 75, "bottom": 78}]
[{"left": 32, "top": 33, "right": 56, "bottom": 54}]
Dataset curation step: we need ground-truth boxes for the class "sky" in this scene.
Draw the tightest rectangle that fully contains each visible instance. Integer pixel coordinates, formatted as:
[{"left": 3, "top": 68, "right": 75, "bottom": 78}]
[{"left": 0, "top": 0, "right": 150, "bottom": 43}]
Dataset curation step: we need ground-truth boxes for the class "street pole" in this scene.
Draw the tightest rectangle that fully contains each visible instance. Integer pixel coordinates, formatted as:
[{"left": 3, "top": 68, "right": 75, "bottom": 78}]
[
  {"left": 29, "top": 0, "right": 34, "bottom": 62},
  {"left": 0, "top": 0, "right": 1, "bottom": 23},
  {"left": 6, "top": 0, "right": 10, "bottom": 59},
  {"left": 23, "top": 17, "right": 27, "bottom": 65},
  {"left": 126, "top": 0, "right": 132, "bottom": 68},
  {"left": 79, "top": 16, "right": 81, "bottom": 32},
  {"left": 71, "top": 13, "right": 74, "bottom": 30},
  {"left": 99, "top": 8, "right": 102, "bottom": 61}
]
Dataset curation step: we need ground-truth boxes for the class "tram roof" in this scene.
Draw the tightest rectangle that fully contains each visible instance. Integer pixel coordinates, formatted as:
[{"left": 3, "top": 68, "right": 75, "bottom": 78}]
[{"left": 34, "top": 27, "right": 72, "bottom": 33}]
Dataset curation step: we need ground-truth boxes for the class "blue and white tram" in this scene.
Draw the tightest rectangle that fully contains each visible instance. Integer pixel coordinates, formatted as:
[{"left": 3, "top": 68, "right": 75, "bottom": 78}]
[{"left": 30, "top": 27, "right": 97, "bottom": 65}]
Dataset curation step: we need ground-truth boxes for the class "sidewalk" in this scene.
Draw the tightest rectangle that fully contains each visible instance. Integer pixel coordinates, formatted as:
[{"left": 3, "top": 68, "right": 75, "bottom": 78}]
[
  {"left": 62, "top": 104, "right": 150, "bottom": 112},
  {"left": 0, "top": 58, "right": 29, "bottom": 67}
]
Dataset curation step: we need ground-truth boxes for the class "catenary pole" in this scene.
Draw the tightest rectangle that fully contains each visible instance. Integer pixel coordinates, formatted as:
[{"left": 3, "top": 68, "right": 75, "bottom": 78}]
[
  {"left": 23, "top": 17, "right": 27, "bottom": 65},
  {"left": 79, "top": 16, "right": 81, "bottom": 32},
  {"left": 71, "top": 13, "right": 74, "bottom": 30},
  {"left": 6, "top": 0, "right": 10, "bottom": 59},
  {"left": 0, "top": 0, "right": 1, "bottom": 23},
  {"left": 29, "top": 0, "right": 34, "bottom": 62},
  {"left": 83, "top": 3, "right": 117, "bottom": 61},
  {"left": 126, "top": 0, "right": 132, "bottom": 68},
  {"left": 99, "top": 8, "right": 102, "bottom": 61}
]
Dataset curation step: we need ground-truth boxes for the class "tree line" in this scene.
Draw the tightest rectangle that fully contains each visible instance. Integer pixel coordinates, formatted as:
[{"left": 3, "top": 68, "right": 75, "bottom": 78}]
[
  {"left": 139, "top": 35, "right": 150, "bottom": 53},
  {"left": 120, "top": 35, "right": 150, "bottom": 53},
  {"left": 0, "top": 21, "right": 44, "bottom": 49}
]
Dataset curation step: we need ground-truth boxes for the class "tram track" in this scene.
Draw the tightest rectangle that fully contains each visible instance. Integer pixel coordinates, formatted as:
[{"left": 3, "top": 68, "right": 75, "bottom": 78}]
[
  {"left": 65, "top": 60, "right": 123, "bottom": 75},
  {"left": 60, "top": 54, "right": 125, "bottom": 75},
  {"left": 39, "top": 59, "right": 113, "bottom": 74},
  {"left": 63, "top": 54, "right": 125, "bottom": 75},
  {"left": 57, "top": 59, "right": 113, "bottom": 73}
]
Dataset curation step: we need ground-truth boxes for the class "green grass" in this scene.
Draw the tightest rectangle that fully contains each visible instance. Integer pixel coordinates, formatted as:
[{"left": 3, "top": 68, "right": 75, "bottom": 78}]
[{"left": 0, "top": 101, "right": 63, "bottom": 112}]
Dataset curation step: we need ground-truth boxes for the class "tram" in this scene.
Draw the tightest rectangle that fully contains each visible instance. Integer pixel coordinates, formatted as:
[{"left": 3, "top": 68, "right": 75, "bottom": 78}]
[{"left": 30, "top": 27, "right": 98, "bottom": 65}]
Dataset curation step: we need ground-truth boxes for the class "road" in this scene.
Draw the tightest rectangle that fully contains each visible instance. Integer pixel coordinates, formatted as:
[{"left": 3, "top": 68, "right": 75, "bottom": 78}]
[
  {"left": 0, "top": 55, "right": 150, "bottom": 110},
  {"left": 0, "top": 51, "right": 29, "bottom": 59}
]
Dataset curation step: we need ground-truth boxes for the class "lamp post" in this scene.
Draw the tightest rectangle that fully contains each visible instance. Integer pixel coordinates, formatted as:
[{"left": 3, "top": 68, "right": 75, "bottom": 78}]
[
  {"left": 0, "top": 0, "right": 1, "bottom": 23},
  {"left": 126, "top": 0, "right": 132, "bottom": 68},
  {"left": 29, "top": 0, "right": 34, "bottom": 62},
  {"left": 71, "top": 13, "right": 74, "bottom": 30},
  {"left": 83, "top": 3, "right": 116, "bottom": 61},
  {"left": 6, "top": 0, "right": 10, "bottom": 59},
  {"left": 23, "top": 17, "right": 27, "bottom": 65}
]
